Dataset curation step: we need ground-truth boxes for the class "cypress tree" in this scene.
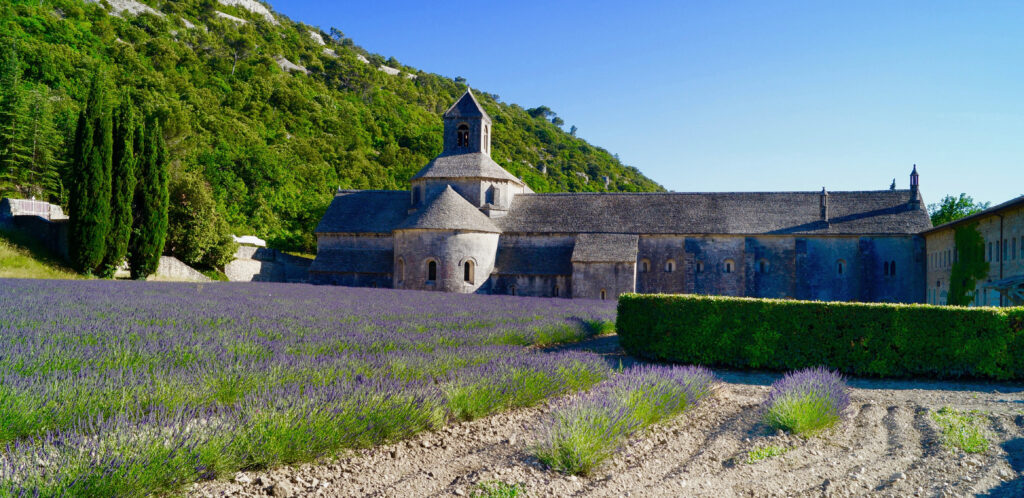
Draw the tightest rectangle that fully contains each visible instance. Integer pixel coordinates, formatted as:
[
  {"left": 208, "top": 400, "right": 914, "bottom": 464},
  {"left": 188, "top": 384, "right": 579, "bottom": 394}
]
[
  {"left": 68, "top": 72, "right": 112, "bottom": 275},
  {"left": 129, "top": 116, "right": 169, "bottom": 279},
  {"left": 99, "top": 99, "right": 137, "bottom": 277}
]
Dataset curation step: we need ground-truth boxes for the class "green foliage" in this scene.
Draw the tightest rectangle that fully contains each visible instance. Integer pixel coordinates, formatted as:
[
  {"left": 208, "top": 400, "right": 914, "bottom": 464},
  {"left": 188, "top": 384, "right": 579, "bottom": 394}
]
[
  {"left": 0, "top": 0, "right": 662, "bottom": 253},
  {"left": 166, "top": 171, "right": 237, "bottom": 269},
  {"left": 746, "top": 445, "right": 789, "bottom": 464},
  {"left": 471, "top": 481, "right": 526, "bottom": 498},
  {"left": 931, "top": 407, "right": 990, "bottom": 454},
  {"left": 616, "top": 294, "right": 1024, "bottom": 380},
  {"left": 67, "top": 71, "right": 112, "bottom": 274},
  {"left": 763, "top": 393, "right": 840, "bottom": 435},
  {"left": 0, "top": 39, "right": 62, "bottom": 200},
  {"left": 948, "top": 222, "right": 989, "bottom": 306},
  {"left": 128, "top": 115, "right": 168, "bottom": 279},
  {"left": 928, "top": 193, "right": 990, "bottom": 226},
  {"left": 99, "top": 99, "right": 137, "bottom": 277}
]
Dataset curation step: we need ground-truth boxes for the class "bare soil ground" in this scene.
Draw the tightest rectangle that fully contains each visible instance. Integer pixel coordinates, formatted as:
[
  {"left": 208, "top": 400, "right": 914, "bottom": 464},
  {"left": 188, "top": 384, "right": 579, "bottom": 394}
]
[{"left": 192, "top": 336, "right": 1024, "bottom": 497}]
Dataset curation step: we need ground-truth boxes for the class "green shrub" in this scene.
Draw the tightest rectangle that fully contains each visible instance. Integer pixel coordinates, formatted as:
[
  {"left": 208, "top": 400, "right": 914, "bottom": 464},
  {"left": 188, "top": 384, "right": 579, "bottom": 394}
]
[{"left": 617, "top": 294, "right": 1024, "bottom": 380}]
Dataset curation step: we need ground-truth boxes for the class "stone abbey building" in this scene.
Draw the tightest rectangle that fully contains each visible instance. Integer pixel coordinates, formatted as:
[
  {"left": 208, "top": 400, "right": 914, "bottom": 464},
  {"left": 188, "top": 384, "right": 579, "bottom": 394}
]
[{"left": 311, "top": 91, "right": 934, "bottom": 301}]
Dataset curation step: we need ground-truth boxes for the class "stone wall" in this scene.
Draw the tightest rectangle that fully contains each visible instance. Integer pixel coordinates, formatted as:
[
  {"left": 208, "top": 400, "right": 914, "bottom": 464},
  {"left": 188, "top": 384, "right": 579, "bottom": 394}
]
[
  {"left": 571, "top": 261, "right": 636, "bottom": 301},
  {"left": 925, "top": 201, "right": 1024, "bottom": 306},
  {"left": 6, "top": 215, "right": 69, "bottom": 261},
  {"left": 225, "top": 246, "right": 311, "bottom": 283},
  {"left": 393, "top": 229, "right": 499, "bottom": 293},
  {"left": 149, "top": 256, "right": 211, "bottom": 282}
]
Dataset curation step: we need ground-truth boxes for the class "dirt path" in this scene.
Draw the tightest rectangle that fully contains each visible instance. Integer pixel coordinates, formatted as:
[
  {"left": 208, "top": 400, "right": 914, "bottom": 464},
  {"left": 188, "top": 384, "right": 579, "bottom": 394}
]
[{"left": 192, "top": 336, "right": 1024, "bottom": 497}]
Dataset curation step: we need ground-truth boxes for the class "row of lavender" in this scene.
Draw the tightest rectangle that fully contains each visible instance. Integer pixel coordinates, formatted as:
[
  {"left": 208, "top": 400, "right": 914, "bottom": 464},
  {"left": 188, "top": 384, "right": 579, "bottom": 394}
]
[
  {"left": 533, "top": 366, "right": 850, "bottom": 475},
  {"left": 0, "top": 280, "right": 616, "bottom": 496}
]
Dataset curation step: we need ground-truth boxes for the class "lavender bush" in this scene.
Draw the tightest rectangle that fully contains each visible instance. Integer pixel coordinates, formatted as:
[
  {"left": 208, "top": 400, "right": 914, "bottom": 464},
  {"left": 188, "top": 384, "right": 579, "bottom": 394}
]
[
  {"left": 763, "top": 366, "right": 851, "bottom": 435},
  {"left": 534, "top": 365, "right": 718, "bottom": 475},
  {"left": 0, "top": 279, "right": 615, "bottom": 496}
]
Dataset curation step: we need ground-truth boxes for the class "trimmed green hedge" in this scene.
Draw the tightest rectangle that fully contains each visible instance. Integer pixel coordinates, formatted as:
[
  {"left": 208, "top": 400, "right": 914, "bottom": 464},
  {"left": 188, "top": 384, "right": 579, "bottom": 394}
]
[{"left": 617, "top": 294, "right": 1024, "bottom": 380}]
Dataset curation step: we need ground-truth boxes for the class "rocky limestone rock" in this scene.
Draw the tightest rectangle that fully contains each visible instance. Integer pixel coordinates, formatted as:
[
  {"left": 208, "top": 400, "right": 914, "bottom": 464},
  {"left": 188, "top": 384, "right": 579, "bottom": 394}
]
[{"left": 217, "top": 0, "right": 277, "bottom": 24}]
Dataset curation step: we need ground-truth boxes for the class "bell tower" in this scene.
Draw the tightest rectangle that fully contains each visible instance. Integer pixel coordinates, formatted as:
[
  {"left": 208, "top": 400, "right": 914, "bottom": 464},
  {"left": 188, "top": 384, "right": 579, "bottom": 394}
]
[{"left": 443, "top": 89, "right": 491, "bottom": 156}]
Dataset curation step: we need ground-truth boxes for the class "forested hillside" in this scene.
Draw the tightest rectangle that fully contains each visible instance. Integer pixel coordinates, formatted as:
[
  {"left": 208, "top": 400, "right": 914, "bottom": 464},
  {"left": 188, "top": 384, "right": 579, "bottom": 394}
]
[{"left": 0, "top": 0, "right": 663, "bottom": 252}]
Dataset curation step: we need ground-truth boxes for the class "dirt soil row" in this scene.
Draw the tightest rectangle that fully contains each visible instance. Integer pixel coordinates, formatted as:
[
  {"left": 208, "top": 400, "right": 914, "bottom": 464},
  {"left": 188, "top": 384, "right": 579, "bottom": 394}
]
[{"left": 192, "top": 336, "right": 1024, "bottom": 497}]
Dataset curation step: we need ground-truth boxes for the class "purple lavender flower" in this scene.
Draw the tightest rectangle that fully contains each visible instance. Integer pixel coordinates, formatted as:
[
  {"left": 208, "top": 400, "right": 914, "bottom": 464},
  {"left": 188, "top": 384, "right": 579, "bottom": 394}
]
[{"left": 764, "top": 366, "right": 850, "bottom": 435}]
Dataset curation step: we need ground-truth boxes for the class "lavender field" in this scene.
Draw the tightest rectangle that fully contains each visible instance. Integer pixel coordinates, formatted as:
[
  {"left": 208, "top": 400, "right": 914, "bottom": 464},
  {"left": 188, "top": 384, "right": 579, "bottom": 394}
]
[{"left": 0, "top": 279, "right": 615, "bottom": 496}]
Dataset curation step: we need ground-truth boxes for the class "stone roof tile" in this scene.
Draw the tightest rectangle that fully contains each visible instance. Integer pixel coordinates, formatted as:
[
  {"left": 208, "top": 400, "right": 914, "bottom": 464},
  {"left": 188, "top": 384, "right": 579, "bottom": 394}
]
[
  {"left": 410, "top": 152, "right": 523, "bottom": 184},
  {"left": 444, "top": 89, "right": 489, "bottom": 120},
  {"left": 315, "top": 190, "right": 408, "bottom": 234},
  {"left": 396, "top": 186, "right": 500, "bottom": 233},
  {"left": 572, "top": 234, "right": 639, "bottom": 262},
  {"left": 496, "top": 190, "right": 932, "bottom": 235}
]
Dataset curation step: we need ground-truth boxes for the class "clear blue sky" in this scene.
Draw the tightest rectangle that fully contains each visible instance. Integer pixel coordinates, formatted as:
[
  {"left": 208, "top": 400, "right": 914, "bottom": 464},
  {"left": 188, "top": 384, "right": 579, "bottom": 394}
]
[{"left": 275, "top": 1, "right": 1024, "bottom": 206}]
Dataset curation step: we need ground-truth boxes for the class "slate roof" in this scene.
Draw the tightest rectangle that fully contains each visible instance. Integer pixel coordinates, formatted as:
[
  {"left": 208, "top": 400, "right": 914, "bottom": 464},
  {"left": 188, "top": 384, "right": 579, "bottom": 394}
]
[
  {"left": 308, "top": 248, "right": 393, "bottom": 274},
  {"left": 315, "top": 190, "right": 409, "bottom": 234},
  {"left": 395, "top": 186, "right": 500, "bottom": 233},
  {"left": 494, "top": 244, "right": 573, "bottom": 275},
  {"left": 572, "top": 234, "right": 639, "bottom": 262},
  {"left": 410, "top": 152, "right": 523, "bottom": 184},
  {"left": 496, "top": 190, "right": 932, "bottom": 236},
  {"left": 444, "top": 89, "right": 490, "bottom": 120}
]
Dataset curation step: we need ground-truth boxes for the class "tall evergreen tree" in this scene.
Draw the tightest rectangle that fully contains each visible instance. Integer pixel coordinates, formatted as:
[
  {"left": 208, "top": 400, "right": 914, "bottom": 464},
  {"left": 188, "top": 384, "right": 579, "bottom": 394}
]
[
  {"left": 100, "top": 99, "right": 137, "bottom": 277},
  {"left": 0, "top": 42, "right": 30, "bottom": 192},
  {"left": 17, "top": 86, "right": 61, "bottom": 199},
  {"left": 129, "top": 116, "right": 169, "bottom": 279},
  {"left": 68, "top": 72, "right": 113, "bottom": 275}
]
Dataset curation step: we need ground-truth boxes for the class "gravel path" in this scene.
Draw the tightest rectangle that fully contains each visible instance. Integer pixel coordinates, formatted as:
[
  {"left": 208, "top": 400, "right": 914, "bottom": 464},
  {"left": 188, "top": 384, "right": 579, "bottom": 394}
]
[{"left": 192, "top": 336, "right": 1024, "bottom": 497}]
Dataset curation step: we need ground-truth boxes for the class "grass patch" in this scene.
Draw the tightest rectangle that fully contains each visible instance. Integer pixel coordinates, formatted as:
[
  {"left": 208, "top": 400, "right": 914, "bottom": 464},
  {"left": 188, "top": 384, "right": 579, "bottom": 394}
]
[
  {"left": 931, "top": 407, "right": 990, "bottom": 454},
  {"left": 534, "top": 365, "right": 718, "bottom": 475},
  {"left": 471, "top": 480, "right": 526, "bottom": 498},
  {"left": 746, "top": 445, "right": 789, "bottom": 464},
  {"left": 764, "top": 367, "right": 849, "bottom": 436},
  {"left": 0, "top": 229, "right": 79, "bottom": 279}
]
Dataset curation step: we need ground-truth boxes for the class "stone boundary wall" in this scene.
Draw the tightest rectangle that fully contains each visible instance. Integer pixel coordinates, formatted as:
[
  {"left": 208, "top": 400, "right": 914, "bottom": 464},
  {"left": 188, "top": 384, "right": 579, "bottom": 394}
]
[{"left": 225, "top": 246, "right": 311, "bottom": 283}]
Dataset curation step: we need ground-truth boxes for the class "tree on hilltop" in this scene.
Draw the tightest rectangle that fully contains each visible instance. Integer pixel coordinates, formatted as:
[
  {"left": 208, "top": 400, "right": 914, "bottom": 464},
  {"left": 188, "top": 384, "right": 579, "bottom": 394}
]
[{"left": 68, "top": 72, "right": 113, "bottom": 275}]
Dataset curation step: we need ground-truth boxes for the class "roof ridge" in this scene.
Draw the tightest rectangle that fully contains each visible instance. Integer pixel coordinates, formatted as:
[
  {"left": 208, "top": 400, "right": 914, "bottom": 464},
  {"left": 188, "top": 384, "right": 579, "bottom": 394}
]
[{"left": 514, "top": 190, "right": 913, "bottom": 197}]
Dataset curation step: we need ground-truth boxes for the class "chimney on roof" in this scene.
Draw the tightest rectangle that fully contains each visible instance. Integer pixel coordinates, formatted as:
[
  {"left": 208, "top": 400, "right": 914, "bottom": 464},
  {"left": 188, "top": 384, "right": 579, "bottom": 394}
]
[
  {"left": 820, "top": 187, "right": 829, "bottom": 224},
  {"left": 909, "top": 164, "right": 920, "bottom": 209}
]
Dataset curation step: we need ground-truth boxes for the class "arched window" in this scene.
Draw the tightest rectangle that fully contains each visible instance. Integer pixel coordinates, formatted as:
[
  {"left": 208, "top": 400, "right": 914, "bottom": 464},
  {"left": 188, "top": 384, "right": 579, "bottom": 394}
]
[
  {"left": 552, "top": 284, "right": 560, "bottom": 297},
  {"left": 696, "top": 261, "right": 704, "bottom": 273},
  {"left": 484, "top": 124, "right": 489, "bottom": 153},
  {"left": 890, "top": 260, "right": 896, "bottom": 276},
  {"left": 836, "top": 259, "right": 846, "bottom": 276},
  {"left": 427, "top": 260, "right": 437, "bottom": 282},
  {"left": 457, "top": 124, "right": 470, "bottom": 147},
  {"left": 665, "top": 259, "right": 676, "bottom": 273},
  {"left": 509, "top": 285, "right": 516, "bottom": 296},
  {"left": 412, "top": 186, "right": 421, "bottom": 205},
  {"left": 600, "top": 289, "right": 607, "bottom": 300},
  {"left": 883, "top": 261, "right": 890, "bottom": 276},
  {"left": 723, "top": 259, "right": 735, "bottom": 274},
  {"left": 485, "top": 186, "right": 495, "bottom": 205},
  {"left": 463, "top": 260, "right": 475, "bottom": 284},
  {"left": 758, "top": 259, "right": 769, "bottom": 274},
  {"left": 640, "top": 259, "right": 650, "bottom": 273},
  {"left": 397, "top": 258, "right": 406, "bottom": 285}
]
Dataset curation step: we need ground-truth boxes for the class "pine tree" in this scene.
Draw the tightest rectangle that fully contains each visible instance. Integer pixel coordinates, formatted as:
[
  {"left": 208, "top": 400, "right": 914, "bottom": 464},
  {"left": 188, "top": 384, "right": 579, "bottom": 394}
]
[
  {"left": 100, "top": 99, "right": 137, "bottom": 278},
  {"left": 129, "top": 115, "right": 169, "bottom": 279},
  {"left": 20, "top": 86, "right": 61, "bottom": 199},
  {"left": 68, "top": 72, "right": 113, "bottom": 275},
  {"left": 0, "top": 42, "right": 31, "bottom": 193}
]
